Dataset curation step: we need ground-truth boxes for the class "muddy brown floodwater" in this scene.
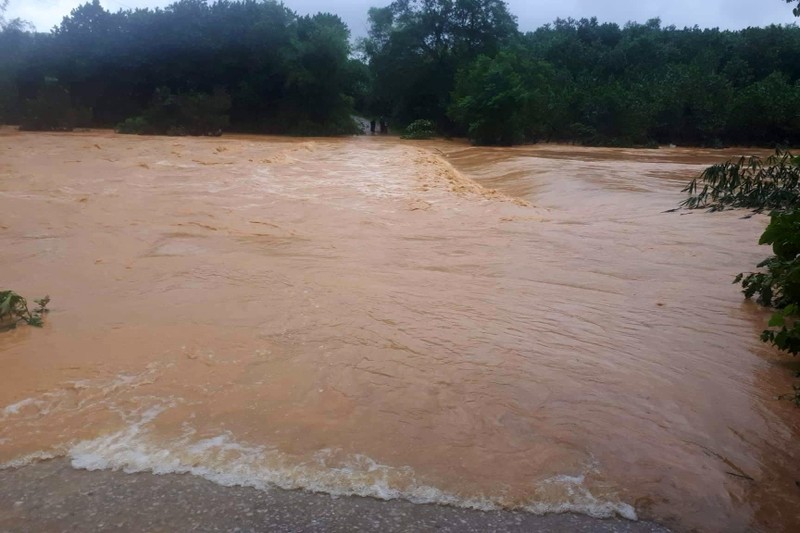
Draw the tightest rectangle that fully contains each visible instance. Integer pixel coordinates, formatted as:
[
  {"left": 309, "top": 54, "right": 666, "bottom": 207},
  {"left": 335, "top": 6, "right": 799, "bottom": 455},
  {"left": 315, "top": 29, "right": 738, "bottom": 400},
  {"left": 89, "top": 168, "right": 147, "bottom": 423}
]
[{"left": 1, "top": 128, "right": 799, "bottom": 532}]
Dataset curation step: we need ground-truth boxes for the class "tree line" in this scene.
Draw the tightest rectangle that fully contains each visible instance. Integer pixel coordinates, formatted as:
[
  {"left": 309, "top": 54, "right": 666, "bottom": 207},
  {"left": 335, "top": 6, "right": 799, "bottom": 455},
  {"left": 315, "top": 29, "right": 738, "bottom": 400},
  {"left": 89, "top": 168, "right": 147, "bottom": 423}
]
[
  {"left": 0, "top": 0, "right": 799, "bottom": 146},
  {"left": 364, "top": 1, "right": 800, "bottom": 146},
  {"left": 0, "top": 0, "right": 365, "bottom": 135}
]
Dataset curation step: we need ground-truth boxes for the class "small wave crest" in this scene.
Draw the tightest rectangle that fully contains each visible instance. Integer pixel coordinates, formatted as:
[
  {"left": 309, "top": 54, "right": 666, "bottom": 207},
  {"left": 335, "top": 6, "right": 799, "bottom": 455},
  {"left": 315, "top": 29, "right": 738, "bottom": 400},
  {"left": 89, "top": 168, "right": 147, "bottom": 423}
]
[{"left": 413, "top": 149, "right": 530, "bottom": 206}]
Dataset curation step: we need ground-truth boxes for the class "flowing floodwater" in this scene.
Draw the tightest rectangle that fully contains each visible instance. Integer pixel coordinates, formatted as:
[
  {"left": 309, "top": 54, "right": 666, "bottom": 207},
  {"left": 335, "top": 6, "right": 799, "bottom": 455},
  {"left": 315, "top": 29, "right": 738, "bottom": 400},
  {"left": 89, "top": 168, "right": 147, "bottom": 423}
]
[{"left": 1, "top": 129, "right": 799, "bottom": 531}]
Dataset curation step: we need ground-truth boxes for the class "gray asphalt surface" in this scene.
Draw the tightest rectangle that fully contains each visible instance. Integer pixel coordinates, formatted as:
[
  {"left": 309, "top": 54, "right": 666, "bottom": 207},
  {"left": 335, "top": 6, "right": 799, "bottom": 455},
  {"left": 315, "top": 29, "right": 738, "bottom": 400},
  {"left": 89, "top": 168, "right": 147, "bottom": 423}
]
[{"left": 0, "top": 460, "right": 673, "bottom": 533}]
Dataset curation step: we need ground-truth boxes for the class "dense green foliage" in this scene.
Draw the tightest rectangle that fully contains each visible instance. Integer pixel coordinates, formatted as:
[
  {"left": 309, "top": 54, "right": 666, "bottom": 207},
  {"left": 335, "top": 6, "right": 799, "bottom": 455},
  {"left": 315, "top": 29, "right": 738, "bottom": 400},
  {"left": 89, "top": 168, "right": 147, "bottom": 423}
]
[
  {"left": 0, "top": 291, "right": 49, "bottom": 329},
  {"left": 361, "top": 0, "right": 517, "bottom": 136},
  {"left": 401, "top": 119, "right": 437, "bottom": 140},
  {"left": 19, "top": 83, "right": 91, "bottom": 131},
  {"left": 449, "top": 51, "right": 527, "bottom": 145},
  {"left": 737, "top": 210, "right": 800, "bottom": 306},
  {"left": 0, "top": 0, "right": 362, "bottom": 135},
  {"left": 116, "top": 87, "right": 231, "bottom": 136},
  {"left": 362, "top": 2, "right": 800, "bottom": 146},
  {"left": 1, "top": 0, "right": 800, "bottom": 143},
  {"left": 683, "top": 152, "right": 800, "bottom": 402},
  {"left": 737, "top": 210, "right": 800, "bottom": 404}
]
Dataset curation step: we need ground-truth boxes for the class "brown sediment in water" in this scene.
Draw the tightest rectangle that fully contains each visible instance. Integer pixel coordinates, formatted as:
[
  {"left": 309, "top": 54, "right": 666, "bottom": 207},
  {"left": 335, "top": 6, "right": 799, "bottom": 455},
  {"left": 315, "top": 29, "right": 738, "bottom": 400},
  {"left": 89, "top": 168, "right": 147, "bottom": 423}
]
[{"left": 1, "top": 128, "right": 799, "bottom": 531}]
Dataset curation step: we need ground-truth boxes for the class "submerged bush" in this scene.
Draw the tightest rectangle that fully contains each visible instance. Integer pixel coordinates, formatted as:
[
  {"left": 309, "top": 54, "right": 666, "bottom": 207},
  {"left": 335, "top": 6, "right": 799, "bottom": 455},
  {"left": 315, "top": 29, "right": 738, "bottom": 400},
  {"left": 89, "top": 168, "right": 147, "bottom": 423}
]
[
  {"left": 0, "top": 291, "right": 49, "bottom": 329},
  {"left": 401, "top": 119, "right": 436, "bottom": 140},
  {"left": 282, "top": 113, "right": 362, "bottom": 136},
  {"left": 19, "top": 85, "right": 91, "bottom": 132},
  {"left": 115, "top": 116, "right": 151, "bottom": 135},
  {"left": 117, "top": 88, "right": 230, "bottom": 136},
  {"left": 681, "top": 149, "right": 800, "bottom": 212}
]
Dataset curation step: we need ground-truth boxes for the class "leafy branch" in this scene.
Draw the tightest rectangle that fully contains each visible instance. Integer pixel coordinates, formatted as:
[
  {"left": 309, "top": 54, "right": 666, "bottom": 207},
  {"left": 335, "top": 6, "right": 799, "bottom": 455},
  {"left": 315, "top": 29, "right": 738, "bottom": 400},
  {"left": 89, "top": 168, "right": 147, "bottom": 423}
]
[
  {"left": 733, "top": 209, "right": 800, "bottom": 367},
  {"left": 681, "top": 149, "right": 800, "bottom": 212},
  {"left": 0, "top": 291, "right": 50, "bottom": 329},
  {"left": 682, "top": 154, "right": 800, "bottom": 403}
]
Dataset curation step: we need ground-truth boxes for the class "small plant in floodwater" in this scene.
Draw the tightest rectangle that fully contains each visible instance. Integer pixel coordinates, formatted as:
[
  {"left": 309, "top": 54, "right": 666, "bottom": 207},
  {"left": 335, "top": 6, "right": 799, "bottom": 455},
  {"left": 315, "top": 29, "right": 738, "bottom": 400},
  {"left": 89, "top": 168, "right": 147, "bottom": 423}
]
[
  {"left": 681, "top": 149, "right": 800, "bottom": 212},
  {"left": 778, "top": 382, "right": 800, "bottom": 407},
  {"left": 401, "top": 119, "right": 437, "bottom": 140},
  {"left": 0, "top": 291, "right": 50, "bottom": 329}
]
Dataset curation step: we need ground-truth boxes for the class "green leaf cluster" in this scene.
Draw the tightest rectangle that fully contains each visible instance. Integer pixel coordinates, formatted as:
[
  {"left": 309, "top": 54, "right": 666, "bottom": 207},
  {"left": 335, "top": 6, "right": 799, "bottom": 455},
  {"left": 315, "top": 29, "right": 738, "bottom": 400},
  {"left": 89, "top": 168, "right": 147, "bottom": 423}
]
[
  {"left": 401, "top": 119, "right": 436, "bottom": 140},
  {"left": 0, "top": 291, "right": 49, "bottom": 329},
  {"left": 735, "top": 210, "right": 800, "bottom": 363},
  {"left": 681, "top": 150, "right": 800, "bottom": 211},
  {"left": 448, "top": 52, "right": 528, "bottom": 146}
]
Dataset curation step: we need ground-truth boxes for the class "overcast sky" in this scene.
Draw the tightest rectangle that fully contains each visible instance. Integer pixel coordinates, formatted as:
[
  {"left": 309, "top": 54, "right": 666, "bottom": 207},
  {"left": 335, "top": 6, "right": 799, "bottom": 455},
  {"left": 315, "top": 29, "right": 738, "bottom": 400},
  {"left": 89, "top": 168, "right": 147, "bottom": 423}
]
[{"left": 5, "top": 0, "right": 798, "bottom": 34}]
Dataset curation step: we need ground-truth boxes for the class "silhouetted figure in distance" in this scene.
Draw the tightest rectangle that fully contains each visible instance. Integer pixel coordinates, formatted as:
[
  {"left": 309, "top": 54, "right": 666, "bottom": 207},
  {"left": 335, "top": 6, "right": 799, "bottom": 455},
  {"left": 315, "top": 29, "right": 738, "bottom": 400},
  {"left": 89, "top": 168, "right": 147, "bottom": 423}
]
[{"left": 370, "top": 119, "right": 376, "bottom": 134}]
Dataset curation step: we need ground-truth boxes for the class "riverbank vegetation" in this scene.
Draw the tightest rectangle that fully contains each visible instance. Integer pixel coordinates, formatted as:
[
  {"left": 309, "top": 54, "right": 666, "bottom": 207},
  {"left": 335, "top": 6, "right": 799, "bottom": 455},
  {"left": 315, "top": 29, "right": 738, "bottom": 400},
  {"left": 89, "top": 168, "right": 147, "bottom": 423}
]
[
  {"left": 681, "top": 151, "right": 800, "bottom": 212},
  {"left": 0, "top": 0, "right": 362, "bottom": 136},
  {"left": 364, "top": 0, "right": 800, "bottom": 146},
  {"left": 683, "top": 153, "right": 800, "bottom": 402},
  {"left": 1, "top": 0, "right": 799, "bottom": 145},
  {"left": 401, "top": 120, "right": 437, "bottom": 140}
]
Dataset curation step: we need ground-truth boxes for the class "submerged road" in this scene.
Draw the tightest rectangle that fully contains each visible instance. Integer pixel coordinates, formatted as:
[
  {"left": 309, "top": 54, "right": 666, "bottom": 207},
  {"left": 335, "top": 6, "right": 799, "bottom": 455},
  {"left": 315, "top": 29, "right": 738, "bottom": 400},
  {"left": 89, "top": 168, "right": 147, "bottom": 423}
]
[{"left": 0, "top": 129, "right": 798, "bottom": 531}]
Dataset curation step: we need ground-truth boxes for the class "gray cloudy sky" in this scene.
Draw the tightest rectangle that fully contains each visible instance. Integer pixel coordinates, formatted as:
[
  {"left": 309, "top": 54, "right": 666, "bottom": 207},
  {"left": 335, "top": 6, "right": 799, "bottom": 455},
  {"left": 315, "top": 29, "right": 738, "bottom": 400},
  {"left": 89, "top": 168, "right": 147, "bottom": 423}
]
[{"left": 6, "top": 0, "right": 798, "bottom": 34}]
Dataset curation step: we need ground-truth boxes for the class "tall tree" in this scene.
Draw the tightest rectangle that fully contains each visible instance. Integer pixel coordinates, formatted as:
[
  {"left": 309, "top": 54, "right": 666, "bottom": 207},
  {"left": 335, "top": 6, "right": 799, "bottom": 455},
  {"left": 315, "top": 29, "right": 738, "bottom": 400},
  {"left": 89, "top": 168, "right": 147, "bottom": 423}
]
[{"left": 362, "top": 0, "right": 518, "bottom": 129}]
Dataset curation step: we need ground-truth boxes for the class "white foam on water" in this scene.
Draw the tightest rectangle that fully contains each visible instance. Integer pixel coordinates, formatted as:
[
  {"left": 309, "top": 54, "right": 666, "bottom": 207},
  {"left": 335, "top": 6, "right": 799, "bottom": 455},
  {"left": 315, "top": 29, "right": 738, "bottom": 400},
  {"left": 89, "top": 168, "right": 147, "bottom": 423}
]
[
  {"left": 1, "top": 450, "right": 61, "bottom": 469},
  {"left": 1, "top": 398, "right": 40, "bottom": 417},
  {"left": 525, "top": 474, "right": 638, "bottom": 521},
  {"left": 0, "top": 391, "right": 67, "bottom": 420},
  {"left": 1, "top": 371, "right": 156, "bottom": 422},
  {"left": 1, "top": 368, "right": 637, "bottom": 521},
  {"left": 60, "top": 407, "right": 637, "bottom": 521}
]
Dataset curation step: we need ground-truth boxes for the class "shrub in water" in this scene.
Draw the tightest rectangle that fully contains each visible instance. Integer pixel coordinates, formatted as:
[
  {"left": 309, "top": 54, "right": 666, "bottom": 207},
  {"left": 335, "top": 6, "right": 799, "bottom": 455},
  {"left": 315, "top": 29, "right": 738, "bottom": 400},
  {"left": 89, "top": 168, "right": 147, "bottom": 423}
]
[
  {"left": 115, "top": 116, "right": 151, "bottom": 135},
  {"left": 117, "top": 88, "right": 230, "bottom": 136},
  {"left": 402, "top": 119, "right": 436, "bottom": 140},
  {"left": 19, "top": 85, "right": 91, "bottom": 132}
]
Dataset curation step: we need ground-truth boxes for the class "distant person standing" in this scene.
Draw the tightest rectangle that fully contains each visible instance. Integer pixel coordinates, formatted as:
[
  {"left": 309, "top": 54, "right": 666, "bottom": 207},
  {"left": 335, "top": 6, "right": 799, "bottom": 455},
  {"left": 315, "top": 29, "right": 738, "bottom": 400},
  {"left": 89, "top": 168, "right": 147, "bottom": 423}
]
[
  {"left": 379, "top": 117, "right": 387, "bottom": 134},
  {"left": 370, "top": 119, "right": 376, "bottom": 134}
]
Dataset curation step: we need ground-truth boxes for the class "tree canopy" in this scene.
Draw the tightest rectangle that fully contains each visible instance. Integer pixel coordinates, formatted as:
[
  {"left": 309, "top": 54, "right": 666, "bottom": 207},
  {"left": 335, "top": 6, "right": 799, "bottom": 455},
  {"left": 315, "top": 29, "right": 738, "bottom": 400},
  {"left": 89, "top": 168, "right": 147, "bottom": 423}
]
[
  {"left": 0, "top": 0, "right": 362, "bottom": 135},
  {"left": 1, "top": 0, "right": 800, "bottom": 144},
  {"left": 361, "top": 0, "right": 518, "bottom": 129},
  {"left": 361, "top": 3, "right": 800, "bottom": 146}
]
